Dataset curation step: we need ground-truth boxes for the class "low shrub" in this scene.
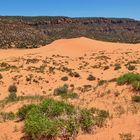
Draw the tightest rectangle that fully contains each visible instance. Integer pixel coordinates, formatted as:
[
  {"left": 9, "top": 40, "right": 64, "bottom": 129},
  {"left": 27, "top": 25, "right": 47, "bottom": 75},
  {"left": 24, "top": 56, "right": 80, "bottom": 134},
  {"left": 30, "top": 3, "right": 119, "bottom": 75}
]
[
  {"left": 54, "top": 84, "right": 78, "bottom": 99},
  {"left": 132, "top": 96, "right": 140, "bottom": 103},
  {"left": 119, "top": 132, "right": 134, "bottom": 140},
  {"left": 80, "top": 109, "right": 93, "bottom": 133},
  {"left": 54, "top": 84, "right": 68, "bottom": 96},
  {"left": 90, "top": 108, "right": 109, "bottom": 127},
  {"left": 127, "top": 64, "right": 136, "bottom": 71},
  {"left": 132, "top": 81, "right": 140, "bottom": 91},
  {"left": 61, "top": 76, "right": 68, "bottom": 81},
  {"left": 98, "top": 80, "right": 107, "bottom": 86},
  {"left": 117, "top": 73, "right": 140, "bottom": 91},
  {"left": 87, "top": 74, "right": 96, "bottom": 81},
  {"left": 8, "top": 85, "right": 17, "bottom": 101},
  {"left": 8, "top": 84, "right": 17, "bottom": 93},
  {"left": 114, "top": 64, "right": 121, "bottom": 70},
  {"left": 18, "top": 99, "right": 109, "bottom": 140},
  {"left": 0, "top": 73, "right": 3, "bottom": 79},
  {"left": 103, "top": 66, "right": 110, "bottom": 70},
  {"left": 0, "top": 112, "right": 15, "bottom": 121},
  {"left": 17, "top": 104, "right": 37, "bottom": 120}
]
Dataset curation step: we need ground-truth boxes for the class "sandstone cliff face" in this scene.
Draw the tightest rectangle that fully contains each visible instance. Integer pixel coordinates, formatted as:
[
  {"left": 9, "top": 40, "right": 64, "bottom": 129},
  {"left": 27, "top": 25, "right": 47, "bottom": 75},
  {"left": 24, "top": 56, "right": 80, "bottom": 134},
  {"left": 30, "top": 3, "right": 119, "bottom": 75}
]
[{"left": 0, "top": 16, "right": 140, "bottom": 48}]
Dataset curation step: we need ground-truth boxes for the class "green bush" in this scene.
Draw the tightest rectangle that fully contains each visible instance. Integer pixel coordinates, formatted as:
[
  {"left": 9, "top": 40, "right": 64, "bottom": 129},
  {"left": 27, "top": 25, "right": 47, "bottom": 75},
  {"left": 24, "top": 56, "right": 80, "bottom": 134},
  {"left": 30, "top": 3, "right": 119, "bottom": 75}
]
[
  {"left": 117, "top": 73, "right": 140, "bottom": 85},
  {"left": 40, "top": 99, "right": 76, "bottom": 117},
  {"left": 117, "top": 73, "right": 140, "bottom": 91},
  {"left": 80, "top": 109, "right": 93, "bottom": 133},
  {"left": 132, "top": 81, "right": 140, "bottom": 91},
  {"left": 25, "top": 107, "right": 59, "bottom": 139},
  {"left": 17, "top": 104, "right": 37, "bottom": 120},
  {"left": 132, "top": 96, "right": 140, "bottom": 103},
  {"left": 19, "top": 99, "right": 109, "bottom": 139},
  {"left": 66, "top": 117, "right": 79, "bottom": 136}
]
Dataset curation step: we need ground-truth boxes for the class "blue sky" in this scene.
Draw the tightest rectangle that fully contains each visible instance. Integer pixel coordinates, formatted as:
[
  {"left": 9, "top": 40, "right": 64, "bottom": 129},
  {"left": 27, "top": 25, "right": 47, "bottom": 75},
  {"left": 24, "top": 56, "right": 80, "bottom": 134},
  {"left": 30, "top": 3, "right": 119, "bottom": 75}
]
[{"left": 0, "top": 0, "right": 139, "bottom": 20}]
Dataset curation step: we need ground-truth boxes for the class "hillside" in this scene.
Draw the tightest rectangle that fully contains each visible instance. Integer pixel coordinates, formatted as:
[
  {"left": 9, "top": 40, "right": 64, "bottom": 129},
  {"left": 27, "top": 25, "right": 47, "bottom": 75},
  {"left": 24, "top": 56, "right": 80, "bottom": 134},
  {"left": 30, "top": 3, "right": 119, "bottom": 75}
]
[{"left": 0, "top": 16, "right": 140, "bottom": 48}]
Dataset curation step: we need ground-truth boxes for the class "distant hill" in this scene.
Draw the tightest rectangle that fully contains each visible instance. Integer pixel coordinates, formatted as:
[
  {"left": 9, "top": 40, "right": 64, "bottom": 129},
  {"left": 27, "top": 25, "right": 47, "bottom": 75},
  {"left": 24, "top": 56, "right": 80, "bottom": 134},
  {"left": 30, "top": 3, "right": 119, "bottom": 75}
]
[{"left": 0, "top": 16, "right": 140, "bottom": 48}]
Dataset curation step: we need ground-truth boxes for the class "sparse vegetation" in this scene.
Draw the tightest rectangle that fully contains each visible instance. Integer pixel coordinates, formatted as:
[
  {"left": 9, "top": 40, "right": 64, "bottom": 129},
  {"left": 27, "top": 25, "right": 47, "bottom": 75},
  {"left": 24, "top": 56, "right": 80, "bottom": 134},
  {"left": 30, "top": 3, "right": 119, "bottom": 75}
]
[
  {"left": 61, "top": 76, "right": 68, "bottom": 81},
  {"left": 54, "top": 84, "right": 78, "bottom": 99},
  {"left": 114, "top": 63, "right": 121, "bottom": 70},
  {"left": 117, "top": 73, "right": 140, "bottom": 91},
  {"left": 98, "top": 80, "right": 107, "bottom": 86},
  {"left": 0, "top": 16, "right": 139, "bottom": 49},
  {"left": 8, "top": 85, "right": 17, "bottom": 101},
  {"left": 18, "top": 98, "right": 109, "bottom": 139},
  {"left": 132, "top": 95, "right": 140, "bottom": 103},
  {"left": 119, "top": 132, "right": 134, "bottom": 140},
  {"left": 87, "top": 74, "right": 96, "bottom": 81},
  {"left": 0, "top": 73, "right": 3, "bottom": 79},
  {"left": 127, "top": 64, "right": 136, "bottom": 71},
  {"left": 0, "top": 112, "right": 15, "bottom": 122}
]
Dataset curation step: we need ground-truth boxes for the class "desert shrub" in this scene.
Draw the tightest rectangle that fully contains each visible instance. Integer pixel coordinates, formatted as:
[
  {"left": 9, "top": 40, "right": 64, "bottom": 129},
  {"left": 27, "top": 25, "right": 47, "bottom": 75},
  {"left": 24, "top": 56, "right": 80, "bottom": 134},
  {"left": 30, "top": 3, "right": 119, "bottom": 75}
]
[
  {"left": 80, "top": 109, "right": 93, "bottom": 133},
  {"left": 62, "top": 92, "right": 78, "bottom": 99},
  {"left": 117, "top": 73, "right": 140, "bottom": 91},
  {"left": 69, "top": 71, "right": 80, "bottom": 78},
  {"left": 127, "top": 64, "right": 136, "bottom": 71},
  {"left": 8, "top": 85, "right": 17, "bottom": 101},
  {"left": 132, "top": 96, "right": 140, "bottom": 103},
  {"left": 61, "top": 76, "right": 68, "bottom": 81},
  {"left": 117, "top": 73, "right": 140, "bottom": 85},
  {"left": 17, "top": 43, "right": 27, "bottom": 48},
  {"left": 40, "top": 99, "right": 76, "bottom": 117},
  {"left": 54, "top": 84, "right": 68, "bottom": 95},
  {"left": 87, "top": 74, "right": 96, "bottom": 81},
  {"left": 103, "top": 66, "right": 110, "bottom": 70},
  {"left": 90, "top": 108, "right": 109, "bottom": 127},
  {"left": 66, "top": 117, "right": 79, "bottom": 137},
  {"left": 25, "top": 107, "right": 59, "bottom": 139},
  {"left": 132, "top": 81, "right": 140, "bottom": 91},
  {"left": 98, "top": 80, "right": 107, "bottom": 86},
  {"left": 8, "top": 84, "right": 17, "bottom": 93},
  {"left": 19, "top": 99, "right": 109, "bottom": 140},
  {"left": 94, "top": 109, "right": 109, "bottom": 127},
  {"left": 17, "top": 104, "right": 37, "bottom": 120},
  {"left": 26, "top": 58, "right": 39, "bottom": 64},
  {"left": 0, "top": 73, "right": 3, "bottom": 79},
  {"left": 119, "top": 132, "right": 134, "bottom": 140},
  {"left": 26, "top": 74, "right": 33, "bottom": 82},
  {"left": 0, "top": 112, "right": 15, "bottom": 121},
  {"left": 54, "top": 84, "right": 78, "bottom": 99},
  {"left": 114, "top": 64, "right": 121, "bottom": 70}
]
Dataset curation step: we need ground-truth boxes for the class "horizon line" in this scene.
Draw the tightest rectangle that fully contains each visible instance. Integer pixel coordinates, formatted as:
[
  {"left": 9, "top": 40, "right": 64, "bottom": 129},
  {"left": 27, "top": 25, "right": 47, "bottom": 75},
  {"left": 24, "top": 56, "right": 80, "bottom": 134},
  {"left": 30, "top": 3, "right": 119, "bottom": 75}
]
[{"left": 0, "top": 15, "right": 139, "bottom": 21}]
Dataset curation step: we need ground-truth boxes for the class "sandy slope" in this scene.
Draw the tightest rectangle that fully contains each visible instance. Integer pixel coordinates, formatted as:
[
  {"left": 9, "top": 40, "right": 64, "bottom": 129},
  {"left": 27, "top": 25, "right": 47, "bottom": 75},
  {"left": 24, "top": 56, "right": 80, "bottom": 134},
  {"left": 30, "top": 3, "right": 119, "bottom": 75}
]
[
  {"left": 0, "top": 37, "right": 140, "bottom": 59},
  {"left": 0, "top": 37, "right": 140, "bottom": 140}
]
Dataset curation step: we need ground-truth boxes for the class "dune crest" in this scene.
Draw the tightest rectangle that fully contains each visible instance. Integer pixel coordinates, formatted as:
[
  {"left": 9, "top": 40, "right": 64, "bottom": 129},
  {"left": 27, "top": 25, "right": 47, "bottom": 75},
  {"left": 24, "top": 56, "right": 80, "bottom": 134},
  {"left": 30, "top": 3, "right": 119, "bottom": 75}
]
[{"left": 0, "top": 37, "right": 140, "bottom": 59}]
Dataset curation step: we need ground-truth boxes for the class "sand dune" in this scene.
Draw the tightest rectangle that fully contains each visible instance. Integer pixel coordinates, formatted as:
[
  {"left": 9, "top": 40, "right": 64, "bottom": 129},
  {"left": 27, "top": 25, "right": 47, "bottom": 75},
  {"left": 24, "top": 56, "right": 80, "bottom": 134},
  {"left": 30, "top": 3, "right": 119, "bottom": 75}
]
[
  {"left": 0, "top": 37, "right": 140, "bottom": 60},
  {"left": 0, "top": 37, "right": 140, "bottom": 140}
]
